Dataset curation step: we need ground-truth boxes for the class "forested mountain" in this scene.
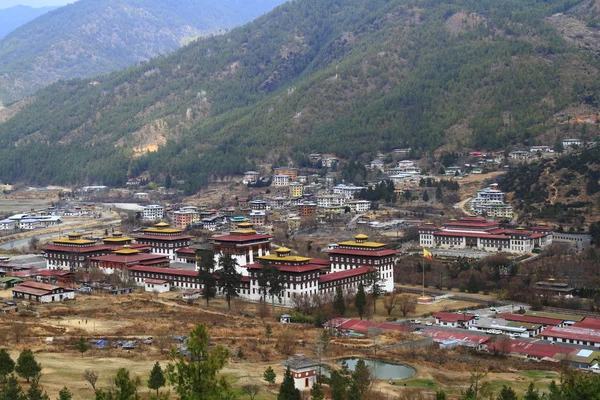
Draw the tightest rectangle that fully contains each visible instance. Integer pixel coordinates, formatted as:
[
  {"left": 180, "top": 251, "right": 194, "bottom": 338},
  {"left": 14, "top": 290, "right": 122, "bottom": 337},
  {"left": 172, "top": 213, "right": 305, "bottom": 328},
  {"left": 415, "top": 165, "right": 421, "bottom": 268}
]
[
  {"left": 0, "top": 5, "right": 57, "bottom": 39},
  {"left": 0, "top": 0, "right": 287, "bottom": 102},
  {"left": 0, "top": 0, "right": 599, "bottom": 193},
  {"left": 500, "top": 146, "right": 600, "bottom": 228}
]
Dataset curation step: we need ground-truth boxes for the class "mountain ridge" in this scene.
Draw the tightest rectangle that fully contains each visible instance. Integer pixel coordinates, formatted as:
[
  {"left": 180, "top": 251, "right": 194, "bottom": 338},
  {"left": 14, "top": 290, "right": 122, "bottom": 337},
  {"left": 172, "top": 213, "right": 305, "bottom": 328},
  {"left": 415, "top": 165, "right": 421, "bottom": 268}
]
[
  {"left": 0, "top": 5, "right": 57, "bottom": 40},
  {"left": 0, "top": 0, "right": 287, "bottom": 103},
  {"left": 0, "top": 0, "right": 598, "bottom": 194}
]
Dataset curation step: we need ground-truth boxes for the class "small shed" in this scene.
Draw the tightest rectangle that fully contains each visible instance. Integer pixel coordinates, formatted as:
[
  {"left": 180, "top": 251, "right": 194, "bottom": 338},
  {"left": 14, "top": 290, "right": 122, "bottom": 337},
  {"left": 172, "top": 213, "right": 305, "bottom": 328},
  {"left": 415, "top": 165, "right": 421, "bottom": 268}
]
[
  {"left": 182, "top": 289, "right": 202, "bottom": 300},
  {"left": 145, "top": 279, "right": 170, "bottom": 293},
  {"left": 0, "top": 276, "right": 24, "bottom": 289},
  {"left": 280, "top": 314, "right": 292, "bottom": 324}
]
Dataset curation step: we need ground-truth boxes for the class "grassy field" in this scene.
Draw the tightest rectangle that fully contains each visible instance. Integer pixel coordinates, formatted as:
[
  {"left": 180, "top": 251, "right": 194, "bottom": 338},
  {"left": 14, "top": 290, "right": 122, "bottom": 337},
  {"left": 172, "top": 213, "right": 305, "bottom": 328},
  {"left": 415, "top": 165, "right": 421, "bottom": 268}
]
[
  {"left": 0, "top": 198, "right": 52, "bottom": 214},
  {"left": 0, "top": 292, "right": 563, "bottom": 400}
]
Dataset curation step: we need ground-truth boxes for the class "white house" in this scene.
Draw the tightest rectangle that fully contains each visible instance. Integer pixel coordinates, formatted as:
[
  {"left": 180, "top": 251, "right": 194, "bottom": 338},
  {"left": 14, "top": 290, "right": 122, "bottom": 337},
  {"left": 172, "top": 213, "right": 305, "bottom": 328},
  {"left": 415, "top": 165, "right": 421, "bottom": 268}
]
[
  {"left": 0, "top": 219, "right": 17, "bottom": 230},
  {"left": 346, "top": 200, "right": 371, "bottom": 213},
  {"left": 273, "top": 174, "right": 291, "bottom": 187},
  {"left": 145, "top": 279, "right": 170, "bottom": 293},
  {"left": 433, "top": 312, "right": 475, "bottom": 328}
]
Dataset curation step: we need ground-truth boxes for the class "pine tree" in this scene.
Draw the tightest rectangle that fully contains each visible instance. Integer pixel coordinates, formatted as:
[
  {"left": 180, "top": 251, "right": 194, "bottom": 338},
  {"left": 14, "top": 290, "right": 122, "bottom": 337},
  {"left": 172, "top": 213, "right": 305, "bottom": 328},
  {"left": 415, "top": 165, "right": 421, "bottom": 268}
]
[
  {"left": 333, "top": 286, "right": 346, "bottom": 316},
  {"left": 0, "top": 374, "right": 26, "bottom": 400},
  {"left": 355, "top": 283, "right": 367, "bottom": 320},
  {"left": 265, "top": 324, "right": 272, "bottom": 338},
  {"left": 435, "top": 390, "right": 447, "bottom": 400},
  {"left": 330, "top": 370, "right": 348, "bottom": 400},
  {"left": 263, "top": 367, "right": 276, "bottom": 385},
  {"left": 466, "top": 274, "right": 480, "bottom": 294},
  {"left": 435, "top": 186, "right": 442, "bottom": 201},
  {"left": 347, "top": 381, "right": 361, "bottom": 400},
  {"left": 15, "top": 349, "right": 41, "bottom": 383},
  {"left": 353, "top": 359, "right": 371, "bottom": 394},
  {"left": 76, "top": 337, "right": 88, "bottom": 358},
  {"left": 310, "top": 380, "right": 325, "bottom": 400},
  {"left": 277, "top": 367, "right": 300, "bottom": 400},
  {"left": 523, "top": 383, "right": 540, "bottom": 400},
  {"left": 196, "top": 249, "right": 217, "bottom": 306},
  {"left": 58, "top": 387, "right": 73, "bottom": 400},
  {"left": 496, "top": 385, "right": 518, "bottom": 400},
  {"left": 0, "top": 349, "right": 15, "bottom": 383},
  {"left": 26, "top": 380, "right": 50, "bottom": 400},
  {"left": 422, "top": 190, "right": 429, "bottom": 202},
  {"left": 147, "top": 362, "right": 166, "bottom": 395},
  {"left": 216, "top": 253, "right": 242, "bottom": 310}
]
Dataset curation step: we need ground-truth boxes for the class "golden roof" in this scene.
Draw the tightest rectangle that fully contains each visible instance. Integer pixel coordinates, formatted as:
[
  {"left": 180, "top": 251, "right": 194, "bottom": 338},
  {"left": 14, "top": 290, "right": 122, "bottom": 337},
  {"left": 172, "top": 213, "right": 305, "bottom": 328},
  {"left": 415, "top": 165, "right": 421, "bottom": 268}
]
[
  {"left": 114, "top": 246, "right": 141, "bottom": 255},
  {"left": 275, "top": 247, "right": 291, "bottom": 253},
  {"left": 237, "top": 222, "right": 253, "bottom": 228},
  {"left": 338, "top": 240, "right": 386, "bottom": 248},
  {"left": 258, "top": 254, "right": 311, "bottom": 263},
  {"left": 103, "top": 236, "right": 133, "bottom": 243},
  {"left": 154, "top": 221, "right": 170, "bottom": 227},
  {"left": 232, "top": 229, "right": 257, "bottom": 235},
  {"left": 53, "top": 238, "right": 96, "bottom": 245},
  {"left": 354, "top": 234, "right": 369, "bottom": 240}
]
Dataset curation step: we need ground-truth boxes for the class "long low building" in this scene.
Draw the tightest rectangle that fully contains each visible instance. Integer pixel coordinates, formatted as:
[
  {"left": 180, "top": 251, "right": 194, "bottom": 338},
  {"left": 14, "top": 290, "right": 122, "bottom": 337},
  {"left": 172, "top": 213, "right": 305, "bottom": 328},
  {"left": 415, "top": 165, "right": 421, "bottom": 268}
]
[
  {"left": 12, "top": 281, "right": 75, "bottom": 303},
  {"left": 419, "top": 217, "right": 552, "bottom": 254},
  {"left": 541, "top": 326, "right": 600, "bottom": 347}
]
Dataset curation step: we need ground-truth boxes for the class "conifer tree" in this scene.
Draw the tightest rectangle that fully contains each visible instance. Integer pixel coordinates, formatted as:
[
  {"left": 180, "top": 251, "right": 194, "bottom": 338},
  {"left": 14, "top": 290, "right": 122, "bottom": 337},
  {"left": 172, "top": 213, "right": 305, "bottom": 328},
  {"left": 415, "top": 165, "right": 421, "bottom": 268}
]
[
  {"left": 263, "top": 367, "right": 276, "bottom": 385},
  {"left": 0, "top": 349, "right": 15, "bottom": 383},
  {"left": 277, "top": 367, "right": 300, "bottom": 400},
  {"left": 355, "top": 283, "right": 367, "bottom": 320},
  {"left": 147, "top": 362, "right": 166, "bottom": 395},
  {"left": 333, "top": 286, "right": 346, "bottom": 316},
  {"left": 15, "top": 349, "right": 41, "bottom": 383}
]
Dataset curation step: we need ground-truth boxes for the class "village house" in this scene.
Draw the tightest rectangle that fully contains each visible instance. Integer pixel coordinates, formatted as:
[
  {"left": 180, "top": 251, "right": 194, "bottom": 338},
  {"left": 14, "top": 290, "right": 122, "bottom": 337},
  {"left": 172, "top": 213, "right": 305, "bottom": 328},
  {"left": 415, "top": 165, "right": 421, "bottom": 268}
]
[
  {"left": 563, "top": 138, "right": 582, "bottom": 149},
  {"left": 243, "top": 171, "right": 259, "bottom": 183},
  {"left": 433, "top": 312, "right": 475, "bottom": 328},
  {"left": 144, "top": 279, "right": 170, "bottom": 293},
  {"left": 12, "top": 281, "right": 75, "bottom": 303},
  {"left": 273, "top": 167, "right": 298, "bottom": 181},
  {"left": 281, "top": 356, "right": 321, "bottom": 391},
  {"left": 289, "top": 182, "right": 303, "bottom": 198},
  {"left": 273, "top": 174, "right": 291, "bottom": 187}
]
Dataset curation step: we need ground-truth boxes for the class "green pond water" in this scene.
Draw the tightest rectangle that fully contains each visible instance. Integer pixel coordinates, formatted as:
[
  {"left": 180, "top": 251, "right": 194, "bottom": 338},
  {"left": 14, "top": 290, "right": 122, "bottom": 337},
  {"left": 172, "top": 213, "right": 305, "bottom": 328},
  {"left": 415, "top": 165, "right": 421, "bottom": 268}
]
[{"left": 336, "top": 358, "right": 416, "bottom": 380}]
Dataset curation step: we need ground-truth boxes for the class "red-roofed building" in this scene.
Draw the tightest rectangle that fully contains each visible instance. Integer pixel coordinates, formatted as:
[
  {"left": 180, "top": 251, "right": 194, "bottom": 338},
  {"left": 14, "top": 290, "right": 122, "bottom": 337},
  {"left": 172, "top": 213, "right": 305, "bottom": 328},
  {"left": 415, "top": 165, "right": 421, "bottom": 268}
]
[
  {"left": 89, "top": 248, "right": 170, "bottom": 274},
  {"left": 433, "top": 312, "right": 476, "bottom": 328},
  {"left": 324, "top": 318, "right": 413, "bottom": 335},
  {"left": 418, "top": 217, "right": 552, "bottom": 254},
  {"left": 421, "top": 329, "right": 489, "bottom": 349},
  {"left": 42, "top": 232, "right": 113, "bottom": 271},
  {"left": 500, "top": 313, "right": 564, "bottom": 328},
  {"left": 211, "top": 223, "right": 273, "bottom": 274},
  {"left": 541, "top": 326, "right": 600, "bottom": 347},
  {"left": 132, "top": 222, "right": 194, "bottom": 260},
  {"left": 12, "top": 281, "right": 75, "bottom": 303},
  {"left": 574, "top": 318, "right": 600, "bottom": 330},
  {"left": 318, "top": 267, "right": 375, "bottom": 294},
  {"left": 328, "top": 234, "right": 396, "bottom": 292}
]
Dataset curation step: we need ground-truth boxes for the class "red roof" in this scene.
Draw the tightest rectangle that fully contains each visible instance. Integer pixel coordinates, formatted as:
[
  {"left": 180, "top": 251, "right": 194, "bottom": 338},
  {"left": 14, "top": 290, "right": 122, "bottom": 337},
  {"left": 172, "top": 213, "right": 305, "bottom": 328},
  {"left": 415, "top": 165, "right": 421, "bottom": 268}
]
[
  {"left": 311, "top": 258, "right": 330, "bottom": 265},
  {"left": 133, "top": 234, "right": 194, "bottom": 241},
  {"left": 145, "top": 279, "right": 168, "bottom": 284},
  {"left": 41, "top": 244, "right": 113, "bottom": 253},
  {"left": 433, "top": 312, "right": 475, "bottom": 323},
  {"left": 245, "top": 263, "right": 324, "bottom": 273},
  {"left": 211, "top": 233, "right": 272, "bottom": 243},
  {"left": 434, "top": 231, "right": 510, "bottom": 240},
  {"left": 328, "top": 248, "right": 396, "bottom": 257},
  {"left": 319, "top": 267, "right": 375, "bottom": 283},
  {"left": 500, "top": 313, "right": 562, "bottom": 326},
  {"left": 19, "top": 281, "right": 60, "bottom": 290},
  {"left": 324, "top": 318, "right": 413, "bottom": 334},
  {"left": 574, "top": 318, "right": 600, "bottom": 330},
  {"left": 487, "top": 340, "right": 575, "bottom": 359},
  {"left": 89, "top": 253, "right": 168, "bottom": 264},
  {"left": 128, "top": 265, "right": 199, "bottom": 277},
  {"left": 444, "top": 221, "right": 499, "bottom": 228},
  {"left": 542, "top": 326, "right": 600, "bottom": 341},
  {"left": 176, "top": 248, "right": 196, "bottom": 254},
  {"left": 421, "top": 329, "right": 489, "bottom": 345}
]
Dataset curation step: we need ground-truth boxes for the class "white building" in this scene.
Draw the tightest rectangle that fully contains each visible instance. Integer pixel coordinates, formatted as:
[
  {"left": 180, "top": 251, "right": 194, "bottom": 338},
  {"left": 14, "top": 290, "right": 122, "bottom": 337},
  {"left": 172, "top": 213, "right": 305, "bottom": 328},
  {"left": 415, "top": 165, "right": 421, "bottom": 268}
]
[
  {"left": 397, "top": 160, "right": 415, "bottom": 169},
  {"left": 12, "top": 281, "right": 75, "bottom": 303},
  {"left": 281, "top": 356, "right": 320, "bottom": 391},
  {"left": 142, "top": 205, "right": 164, "bottom": 221},
  {"left": 273, "top": 174, "right": 291, "bottom": 187},
  {"left": 317, "top": 195, "right": 346, "bottom": 208},
  {"left": 563, "top": 138, "right": 582, "bottom": 149},
  {"left": 144, "top": 279, "right": 170, "bottom": 293},
  {"left": 0, "top": 219, "right": 16, "bottom": 230},
  {"left": 332, "top": 184, "right": 366, "bottom": 199},
  {"left": 346, "top": 200, "right": 371, "bottom": 213}
]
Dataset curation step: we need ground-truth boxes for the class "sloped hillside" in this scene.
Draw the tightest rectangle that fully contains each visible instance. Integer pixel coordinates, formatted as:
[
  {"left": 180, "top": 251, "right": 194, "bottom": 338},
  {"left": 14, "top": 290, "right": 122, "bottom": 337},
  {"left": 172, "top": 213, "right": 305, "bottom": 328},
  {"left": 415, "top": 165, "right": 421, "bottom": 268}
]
[
  {"left": 0, "top": 0, "right": 287, "bottom": 103},
  {"left": 0, "top": 0, "right": 598, "bottom": 194},
  {"left": 500, "top": 146, "right": 600, "bottom": 227},
  {"left": 0, "top": 5, "right": 57, "bottom": 39}
]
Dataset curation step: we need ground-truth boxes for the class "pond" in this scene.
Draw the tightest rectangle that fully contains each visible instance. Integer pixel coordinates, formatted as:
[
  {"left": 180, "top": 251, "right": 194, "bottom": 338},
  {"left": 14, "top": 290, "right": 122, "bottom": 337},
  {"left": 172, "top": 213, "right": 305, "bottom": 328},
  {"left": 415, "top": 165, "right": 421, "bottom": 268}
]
[{"left": 336, "top": 358, "right": 416, "bottom": 380}]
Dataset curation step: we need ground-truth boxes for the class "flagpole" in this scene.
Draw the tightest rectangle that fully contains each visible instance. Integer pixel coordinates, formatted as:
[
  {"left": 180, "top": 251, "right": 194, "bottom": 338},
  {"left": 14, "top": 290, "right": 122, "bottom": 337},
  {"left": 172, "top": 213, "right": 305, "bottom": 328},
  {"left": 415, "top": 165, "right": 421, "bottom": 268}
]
[{"left": 422, "top": 250, "right": 425, "bottom": 297}]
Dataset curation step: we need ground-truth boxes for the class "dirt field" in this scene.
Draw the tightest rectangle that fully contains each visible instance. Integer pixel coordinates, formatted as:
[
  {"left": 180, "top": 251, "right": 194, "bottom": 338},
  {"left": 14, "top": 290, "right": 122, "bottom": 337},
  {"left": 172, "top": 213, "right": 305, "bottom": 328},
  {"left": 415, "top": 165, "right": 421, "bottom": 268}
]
[
  {"left": 0, "top": 292, "right": 561, "bottom": 399},
  {"left": 0, "top": 198, "right": 52, "bottom": 214}
]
